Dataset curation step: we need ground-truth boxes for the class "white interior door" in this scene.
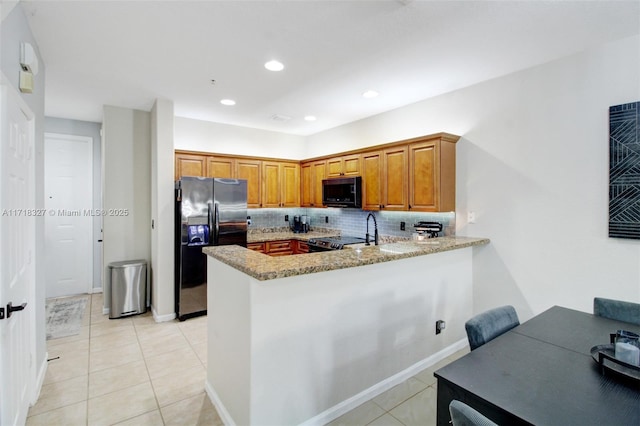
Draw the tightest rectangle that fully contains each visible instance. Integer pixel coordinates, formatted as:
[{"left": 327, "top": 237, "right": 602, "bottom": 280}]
[
  {"left": 0, "top": 81, "right": 35, "bottom": 426},
  {"left": 44, "top": 133, "right": 93, "bottom": 298}
]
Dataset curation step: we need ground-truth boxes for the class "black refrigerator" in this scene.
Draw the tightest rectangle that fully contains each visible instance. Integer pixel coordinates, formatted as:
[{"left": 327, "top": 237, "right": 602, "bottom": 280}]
[{"left": 175, "top": 177, "right": 247, "bottom": 321}]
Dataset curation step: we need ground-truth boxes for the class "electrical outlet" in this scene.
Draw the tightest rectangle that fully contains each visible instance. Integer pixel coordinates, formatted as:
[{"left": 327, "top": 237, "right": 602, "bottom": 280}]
[
  {"left": 435, "top": 320, "right": 446, "bottom": 335},
  {"left": 285, "top": 215, "right": 289, "bottom": 222},
  {"left": 325, "top": 216, "right": 329, "bottom": 223},
  {"left": 468, "top": 211, "right": 476, "bottom": 224},
  {"left": 400, "top": 221, "right": 405, "bottom": 231}
]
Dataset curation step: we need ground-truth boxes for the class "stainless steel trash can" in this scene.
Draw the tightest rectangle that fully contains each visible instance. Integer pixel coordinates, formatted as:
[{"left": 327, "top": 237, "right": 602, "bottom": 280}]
[{"left": 109, "top": 259, "right": 147, "bottom": 319}]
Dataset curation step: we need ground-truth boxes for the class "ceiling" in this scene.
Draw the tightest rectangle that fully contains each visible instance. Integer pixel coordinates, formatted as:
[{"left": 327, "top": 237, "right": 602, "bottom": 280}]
[{"left": 20, "top": 0, "right": 640, "bottom": 136}]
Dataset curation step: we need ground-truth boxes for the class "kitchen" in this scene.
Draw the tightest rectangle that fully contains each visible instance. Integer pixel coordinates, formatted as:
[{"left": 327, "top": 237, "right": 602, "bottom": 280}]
[{"left": 1, "top": 1, "right": 639, "bottom": 425}]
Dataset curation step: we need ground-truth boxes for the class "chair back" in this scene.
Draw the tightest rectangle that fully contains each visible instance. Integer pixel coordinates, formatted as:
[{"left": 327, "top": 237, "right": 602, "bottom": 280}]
[
  {"left": 465, "top": 305, "right": 519, "bottom": 351},
  {"left": 449, "top": 400, "right": 497, "bottom": 426},
  {"left": 593, "top": 297, "right": 640, "bottom": 325}
]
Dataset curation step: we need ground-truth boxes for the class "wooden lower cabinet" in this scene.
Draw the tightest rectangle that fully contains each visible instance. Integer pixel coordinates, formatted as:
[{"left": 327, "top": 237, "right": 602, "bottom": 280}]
[
  {"left": 247, "top": 242, "right": 266, "bottom": 253},
  {"left": 265, "top": 240, "right": 294, "bottom": 256},
  {"left": 294, "top": 240, "right": 309, "bottom": 254},
  {"left": 248, "top": 240, "right": 308, "bottom": 256}
]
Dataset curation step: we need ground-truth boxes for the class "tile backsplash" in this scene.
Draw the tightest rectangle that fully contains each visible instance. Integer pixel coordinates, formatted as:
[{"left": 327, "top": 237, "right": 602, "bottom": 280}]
[{"left": 247, "top": 208, "right": 455, "bottom": 238}]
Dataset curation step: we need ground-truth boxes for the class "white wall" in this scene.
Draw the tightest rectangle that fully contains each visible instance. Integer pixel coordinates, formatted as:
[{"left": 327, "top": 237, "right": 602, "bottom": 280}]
[
  {"left": 306, "top": 35, "right": 640, "bottom": 320},
  {"left": 150, "top": 99, "right": 175, "bottom": 321},
  {"left": 174, "top": 116, "right": 306, "bottom": 160},
  {"left": 207, "top": 248, "right": 473, "bottom": 425},
  {"left": 102, "top": 106, "right": 151, "bottom": 311}
]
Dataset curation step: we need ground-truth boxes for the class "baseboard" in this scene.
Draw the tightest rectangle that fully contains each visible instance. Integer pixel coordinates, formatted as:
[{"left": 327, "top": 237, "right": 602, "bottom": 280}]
[
  {"left": 205, "top": 381, "right": 236, "bottom": 426},
  {"left": 32, "top": 352, "right": 48, "bottom": 405},
  {"left": 203, "top": 339, "right": 468, "bottom": 426},
  {"left": 90, "top": 287, "right": 102, "bottom": 294},
  {"left": 151, "top": 305, "right": 176, "bottom": 323},
  {"left": 300, "top": 338, "right": 469, "bottom": 426}
]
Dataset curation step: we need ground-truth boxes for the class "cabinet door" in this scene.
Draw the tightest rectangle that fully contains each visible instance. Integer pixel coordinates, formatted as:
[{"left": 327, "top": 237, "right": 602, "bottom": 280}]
[
  {"left": 281, "top": 163, "right": 300, "bottom": 207},
  {"left": 326, "top": 157, "right": 344, "bottom": 178},
  {"left": 342, "top": 154, "right": 361, "bottom": 176},
  {"left": 326, "top": 154, "right": 360, "bottom": 177},
  {"left": 266, "top": 240, "right": 293, "bottom": 256},
  {"left": 301, "top": 162, "right": 313, "bottom": 207},
  {"left": 301, "top": 160, "right": 327, "bottom": 208},
  {"left": 311, "top": 161, "right": 326, "bottom": 207},
  {"left": 382, "top": 146, "right": 408, "bottom": 210},
  {"left": 247, "top": 242, "right": 266, "bottom": 253},
  {"left": 175, "top": 153, "right": 207, "bottom": 180},
  {"left": 362, "top": 151, "right": 383, "bottom": 210},
  {"left": 262, "top": 161, "right": 281, "bottom": 208},
  {"left": 294, "top": 240, "right": 309, "bottom": 254},
  {"left": 409, "top": 141, "right": 438, "bottom": 211},
  {"left": 207, "top": 157, "right": 235, "bottom": 179},
  {"left": 237, "top": 159, "right": 262, "bottom": 208}
]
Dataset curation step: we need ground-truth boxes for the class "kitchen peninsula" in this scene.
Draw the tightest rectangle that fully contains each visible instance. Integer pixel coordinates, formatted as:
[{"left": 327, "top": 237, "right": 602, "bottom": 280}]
[{"left": 203, "top": 236, "right": 488, "bottom": 426}]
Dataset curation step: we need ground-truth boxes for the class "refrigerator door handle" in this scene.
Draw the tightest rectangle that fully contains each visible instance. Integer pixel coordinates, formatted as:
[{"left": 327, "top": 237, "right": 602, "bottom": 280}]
[{"left": 211, "top": 202, "right": 220, "bottom": 245}]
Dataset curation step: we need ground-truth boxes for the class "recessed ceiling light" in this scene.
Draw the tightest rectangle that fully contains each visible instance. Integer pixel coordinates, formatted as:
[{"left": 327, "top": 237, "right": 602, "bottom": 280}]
[
  {"left": 304, "top": 115, "right": 317, "bottom": 122},
  {"left": 362, "top": 90, "right": 379, "bottom": 99},
  {"left": 220, "top": 99, "right": 236, "bottom": 106},
  {"left": 265, "top": 60, "right": 284, "bottom": 72}
]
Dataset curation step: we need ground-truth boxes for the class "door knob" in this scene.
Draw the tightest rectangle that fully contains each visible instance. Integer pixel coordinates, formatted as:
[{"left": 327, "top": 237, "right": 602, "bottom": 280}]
[{"left": 6, "top": 302, "right": 27, "bottom": 319}]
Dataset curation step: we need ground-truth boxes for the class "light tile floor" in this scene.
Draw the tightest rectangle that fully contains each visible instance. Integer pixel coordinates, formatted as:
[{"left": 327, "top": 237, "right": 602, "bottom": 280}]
[{"left": 28, "top": 294, "right": 468, "bottom": 426}]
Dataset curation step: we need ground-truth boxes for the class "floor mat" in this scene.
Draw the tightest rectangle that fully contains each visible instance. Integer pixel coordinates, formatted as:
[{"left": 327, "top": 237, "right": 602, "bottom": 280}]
[{"left": 45, "top": 295, "right": 88, "bottom": 340}]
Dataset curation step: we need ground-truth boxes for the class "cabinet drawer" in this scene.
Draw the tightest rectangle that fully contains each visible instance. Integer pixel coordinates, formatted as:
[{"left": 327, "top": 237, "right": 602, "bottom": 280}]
[
  {"left": 247, "top": 242, "right": 266, "bottom": 253},
  {"left": 266, "top": 240, "right": 293, "bottom": 253},
  {"left": 294, "top": 241, "right": 309, "bottom": 254}
]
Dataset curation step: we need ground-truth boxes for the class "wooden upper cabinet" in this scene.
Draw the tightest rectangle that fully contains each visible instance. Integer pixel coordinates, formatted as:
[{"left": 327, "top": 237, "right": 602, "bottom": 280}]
[
  {"left": 326, "top": 154, "right": 360, "bottom": 177},
  {"left": 408, "top": 138, "right": 456, "bottom": 212},
  {"left": 301, "top": 162, "right": 312, "bottom": 207},
  {"left": 301, "top": 160, "right": 326, "bottom": 207},
  {"left": 281, "top": 162, "right": 300, "bottom": 207},
  {"left": 262, "top": 161, "right": 300, "bottom": 208},
  {"left": 361, "top": 147, "right": 408, "bottom": 211},
  {"left": 175, "top": 132, "right": 457, "bottom": 212},
  {"left": 175, "top": 153, "right": 207, "bottom": 180},
  {"left": 262, "top": 161, "right": 281, "bottom": 208},
  {"left": 362, "top": 151, "right": 383, "bottom": 210},
  {"left": 382, "top": 146, "right": 408, "bottom": 210},
  {"left": 206, "top": 156, "right": 235, "bottom": 179},
  {"left": 236, "top": 159, "right": 262, "bottom": 208}
]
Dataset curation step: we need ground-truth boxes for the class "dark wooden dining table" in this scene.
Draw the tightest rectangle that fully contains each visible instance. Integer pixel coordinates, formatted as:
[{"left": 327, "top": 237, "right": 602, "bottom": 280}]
[{"left": 434, "top": 306, "right": 640, "bottom": 425}]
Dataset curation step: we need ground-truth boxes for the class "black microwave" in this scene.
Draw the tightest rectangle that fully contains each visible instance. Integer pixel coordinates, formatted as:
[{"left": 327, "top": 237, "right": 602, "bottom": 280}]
[{"left": 322, "top": 176, "right": 362, "bottom": 208}]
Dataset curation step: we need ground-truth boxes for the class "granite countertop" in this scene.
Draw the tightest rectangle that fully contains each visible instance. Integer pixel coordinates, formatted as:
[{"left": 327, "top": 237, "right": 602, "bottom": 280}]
[
  {"left": 204, "top": 236, "right": 490, "bottom": 281},
  {"left": 247, "top": 230, "right": 339, "bottom": 243}
]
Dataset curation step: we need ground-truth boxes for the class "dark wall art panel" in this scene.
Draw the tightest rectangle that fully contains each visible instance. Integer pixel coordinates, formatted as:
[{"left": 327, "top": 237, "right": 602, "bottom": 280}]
[{"left": 609, "top": 101, "right": 640, "bottom": 239}]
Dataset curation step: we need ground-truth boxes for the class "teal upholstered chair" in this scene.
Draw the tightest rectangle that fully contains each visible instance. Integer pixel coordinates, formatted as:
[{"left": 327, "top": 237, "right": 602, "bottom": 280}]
[
  {"left": 465, "top": 305, "right": 520, "bottom": 351},
  {"left": 449, "top": 400, "right": 497, "bottom": 426},
  {"left": 593, "top": 297, "right": 640, "bottom": 326}
]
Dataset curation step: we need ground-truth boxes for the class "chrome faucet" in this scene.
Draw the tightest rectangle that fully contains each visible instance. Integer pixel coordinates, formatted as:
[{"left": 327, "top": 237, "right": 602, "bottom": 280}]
[{"left": 365, "top": 212, "right": 379, "bottom": 246}]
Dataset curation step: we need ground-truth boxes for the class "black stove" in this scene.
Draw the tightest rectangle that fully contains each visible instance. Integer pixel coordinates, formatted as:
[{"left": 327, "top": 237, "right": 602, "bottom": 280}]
[{"left": 307, "top": 236, "right": 367, "bottom": 251}]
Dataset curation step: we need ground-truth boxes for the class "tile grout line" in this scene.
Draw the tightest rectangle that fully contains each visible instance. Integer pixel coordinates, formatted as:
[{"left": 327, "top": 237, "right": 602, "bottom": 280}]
[{"left": 132, "top": 309, "right": 167, "bottom": 426}]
